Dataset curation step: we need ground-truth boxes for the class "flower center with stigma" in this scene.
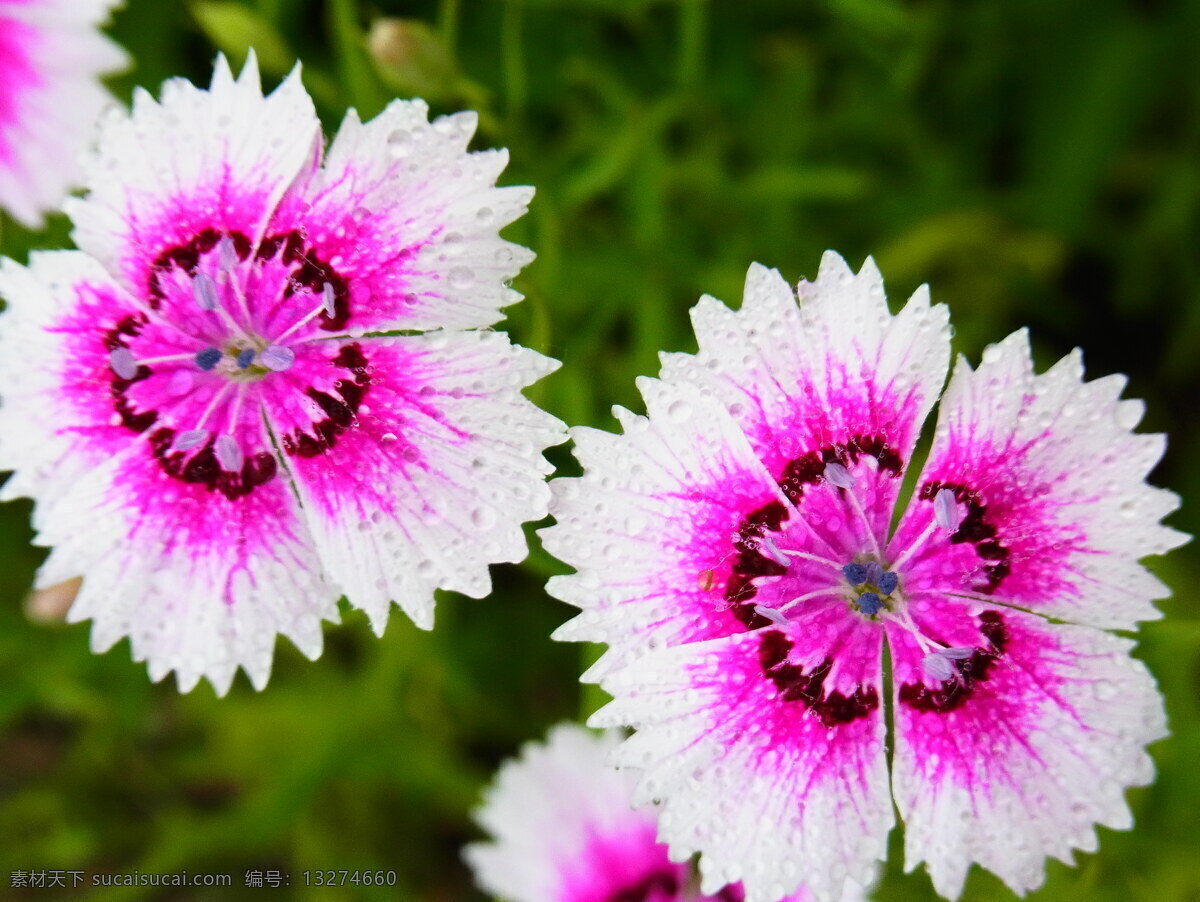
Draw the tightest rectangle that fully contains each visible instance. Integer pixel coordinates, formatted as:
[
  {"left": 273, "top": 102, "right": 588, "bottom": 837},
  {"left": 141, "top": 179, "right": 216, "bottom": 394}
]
[
  {"left": 720, "top": 453, "right": 1013, "bottom": 725},
  {"left": 102, "top": 228, "right": 370, "bottom": 500},
  {"left": 840, "top": 559, "right": 900, "bottom": 617}
]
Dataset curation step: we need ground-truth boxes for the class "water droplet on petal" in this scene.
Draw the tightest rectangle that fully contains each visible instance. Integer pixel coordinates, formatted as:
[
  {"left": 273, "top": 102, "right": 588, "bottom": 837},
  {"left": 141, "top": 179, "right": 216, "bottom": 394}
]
[
  {"left": 386, "top": 129, "right": 411, "bottom": 157},
  {"left": 166, "top": 370, "right": 195, "bottom": 397},
  {"left": 666, "top": 399, "right": 692, "bottom": 422}
]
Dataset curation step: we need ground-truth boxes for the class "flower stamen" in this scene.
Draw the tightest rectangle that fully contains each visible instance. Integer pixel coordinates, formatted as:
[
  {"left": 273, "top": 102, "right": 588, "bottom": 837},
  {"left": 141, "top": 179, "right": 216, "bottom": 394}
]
[
  {"left": 192, "top": 271, "right": 219, "bottom": 311},
  {"left": 260, "top": 345, "right": 295, "bottom": 372},
  {"left": 108, "top": 348, "right": 198, "bottom": 378},
  {"left": 920, "top": 646, "right": 974, "bottom": 682},
  {"left": 781, "top": 547, "right": 843, "bottom": 571},
  {"left": 217, "top": 236, "right": 237, "bottom": 272},
  {"left": 857, "top": 592, "right": 883, "bottom": 615},
  {"left": 888, "top": 488, "right": 962, "bottom": 573},
  {"left": 778, "top": 587, "right": 842, "bottom": 613},
  {"left": 214, "top": 434, "right": 243, "bottom": 472},
  {"left": 272, "top": 282, "right": 337, "bottom": 345},
  {"left": 753, "top": 604, "right": 790, "bottom": 626},
  {"left": 934, "top": 487, "right": 961, "bottom": 532},
  {"left": 842, "top": 558, "right": 900, "bottom": 616},
  {"left": 823, "top": 462, "right": 882, "bottom": 558}
]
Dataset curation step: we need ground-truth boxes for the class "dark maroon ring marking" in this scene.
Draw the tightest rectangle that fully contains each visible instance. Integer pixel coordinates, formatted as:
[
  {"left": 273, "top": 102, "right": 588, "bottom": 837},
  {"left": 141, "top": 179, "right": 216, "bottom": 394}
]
[
  {"left": 259, "top": 229, "right": 350, "bottom": 331},
  {"left": 724, "top": 434, "right": 904, "bottom": 630},
  {"left": 898, "top": 610, "right": 1008, "bottom": 713},
  {"left": 148, "top": 428, "right": 278, "bottom": 501},
  {"left": 606, "top": 871, "right": 680, "bottom": 902},
  {"left": 777, "top": 434, "right": 902, "bottom": 506},
  {"left": 104, "top": 314, "right": 157, "bottom": 432},
  {"left": 758, "top": 629, "right": 879, "bottom": 727},
  {"left": 147, "top": 228, "right": 250, "bottom": 306},
  {"left": 147, "top": 228, "right": 352, "bottom": 332},
  {"left": 280, "top": 344, "right": 371, "bottom": 457},
  {"left": 105, "top": 326, "right": 369, "bottom": 500},
  {"left": 918, "top": 481, "right": 1012, "bottom": 593},
  {"left": 105, "top": 228, "right": 371, "bottom": 500},
  {"left": 726, "top": 499, "right": 789, "bottom": 630}
]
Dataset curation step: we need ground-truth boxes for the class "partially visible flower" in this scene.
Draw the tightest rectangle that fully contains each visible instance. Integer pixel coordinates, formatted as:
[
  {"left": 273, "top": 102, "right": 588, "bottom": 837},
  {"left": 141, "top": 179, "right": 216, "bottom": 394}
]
[
  {"left": 0, "top": 0, "right": 126, "bottom": 227},
  {"left": 465, "top": 723, "right": 870, "bottom": 902},
  {"left": 544, "top": 254, "right": 1184, "bottom": 902},
  {"left": 0, "top": 55, "right": 565, "bottom": 693}
]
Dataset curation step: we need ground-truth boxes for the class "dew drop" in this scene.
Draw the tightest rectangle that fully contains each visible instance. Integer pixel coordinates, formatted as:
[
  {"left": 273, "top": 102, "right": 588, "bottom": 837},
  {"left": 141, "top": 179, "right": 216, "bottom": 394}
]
[
  {"left": 666, "top": 399, "right": 692, "bottom": 422},
  {"left": 386, "top": 129, "right": 412, "bottom": 157},
  {"left": 166, "top": 369, "right": 195, "bottom": 397}
]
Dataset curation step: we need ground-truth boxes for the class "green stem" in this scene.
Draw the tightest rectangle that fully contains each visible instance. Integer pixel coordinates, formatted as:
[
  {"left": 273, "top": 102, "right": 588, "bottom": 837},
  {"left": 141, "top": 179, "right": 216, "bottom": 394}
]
[
  {"left": 438, "top": 0, "right": 461, "bottom": 52},
  {"left": 501, "top": 0, "right": 526, "bottom": 129},
  {"left": 676, "top": 0, "right": 708, "bottom": 89}
]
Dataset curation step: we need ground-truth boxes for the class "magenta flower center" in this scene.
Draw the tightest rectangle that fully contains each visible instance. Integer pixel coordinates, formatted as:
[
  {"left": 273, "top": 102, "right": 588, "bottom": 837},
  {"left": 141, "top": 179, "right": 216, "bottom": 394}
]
[
  {"left": 714, "top": 439, "right": 1019, "bottom": 725},
  {"left": 103, "top": 228, "right": 371, "bottom": 500}
]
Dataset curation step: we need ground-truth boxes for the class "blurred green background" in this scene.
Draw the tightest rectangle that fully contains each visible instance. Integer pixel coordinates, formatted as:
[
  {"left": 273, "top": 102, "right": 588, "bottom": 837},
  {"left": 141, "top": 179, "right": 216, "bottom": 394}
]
[{"left": 2, "top": 0, "right": 1198, "bottom": 899}]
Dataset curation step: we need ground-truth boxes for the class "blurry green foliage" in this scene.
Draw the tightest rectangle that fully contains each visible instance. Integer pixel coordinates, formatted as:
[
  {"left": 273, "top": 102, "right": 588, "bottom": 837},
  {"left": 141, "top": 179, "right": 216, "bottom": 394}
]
[{"left": 1, "top": 0, "right": 1199, "bottom": 900}]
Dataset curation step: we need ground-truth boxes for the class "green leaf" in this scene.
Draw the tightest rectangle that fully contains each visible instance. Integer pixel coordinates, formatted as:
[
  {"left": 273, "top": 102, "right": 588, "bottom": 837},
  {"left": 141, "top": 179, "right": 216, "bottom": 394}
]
[{"left": 190, "top": 1, "right": 294, "bottom": 75}]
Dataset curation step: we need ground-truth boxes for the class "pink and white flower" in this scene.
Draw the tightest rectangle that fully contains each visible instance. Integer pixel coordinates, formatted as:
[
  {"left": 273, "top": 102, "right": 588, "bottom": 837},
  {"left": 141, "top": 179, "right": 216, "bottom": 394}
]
[
  {"left": 465, "top": 723, "right": 870, "bottom": 902},
  {"left": 0, "top": 55, "right": 565, "bottom": 693},
  {"left": 0, "top": 0, "right": 126, "bottom": 227},
  {"left": 543, "top": 254, "right": 1184, "bottom": 902}
]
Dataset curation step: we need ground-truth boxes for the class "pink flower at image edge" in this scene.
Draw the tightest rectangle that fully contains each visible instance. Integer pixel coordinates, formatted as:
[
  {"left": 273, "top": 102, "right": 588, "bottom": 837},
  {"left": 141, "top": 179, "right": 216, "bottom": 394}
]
[
  {"left": 0, "top": 0, "right": 126, "bottom": 227},
  {"left": 0, "top": 54, "right": 566, "bottom": 693},
  {"left": 465, "top": 723, "right": 871, "bottom": 902},
  {"left": 543, "top": 253, "right": 1184, "bottom": 902}
]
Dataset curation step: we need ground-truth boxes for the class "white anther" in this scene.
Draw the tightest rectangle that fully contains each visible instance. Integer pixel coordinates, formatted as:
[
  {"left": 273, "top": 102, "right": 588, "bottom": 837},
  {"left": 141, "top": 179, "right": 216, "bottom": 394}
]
[
  {"left": 824, "top": 461, "right": 855, "bottom": 489},
  {"left": 934, "top": 487, "right": 961, "bottom": 532},
  {"left": 174, "top": 428, "right": 209, "bottom": 451},
  {"left": 757, "top": 535, "right": 789, "bottom": 567},
  {"left": 753, "top": 604, "right": 790, "bottom": 627},
  {"left": 193, "top": 271, "right": 220, "bottom": 310},
  {"left": 260, "top": 345, "right": 295, "bottom": 372},
  {"left": 218, "top": 236, "right": 237, "bottom": 271},
  {"left": 921, "top": 652, "right": 956, "bottom": 682},
  {"left": 214, "top": 435, "right": 244, "bottom": 472},
  {"left": 108, "top": 347, "right": 137, "bottom": 380},
  {"left": 321, "top": 282, "right": 336, "bottom": 316},
  {"left": 939, "top": 646, "right": 974, "bottom": 660}
]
